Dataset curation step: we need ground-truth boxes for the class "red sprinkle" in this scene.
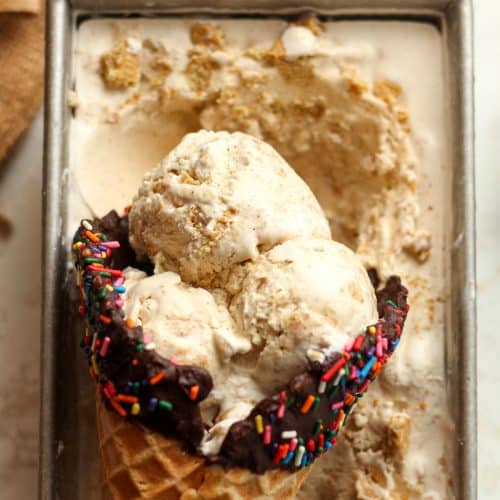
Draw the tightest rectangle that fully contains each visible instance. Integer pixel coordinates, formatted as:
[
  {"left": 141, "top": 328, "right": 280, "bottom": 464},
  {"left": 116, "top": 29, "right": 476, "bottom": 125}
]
[
  {"left": 321, "top": 357, "right": 346, "bottom": 382},
  {"left": 307, "top": 439, "right": 316, "bottom": 452},
  {"left": 105, "top": 382, "right": 116, "bottom": 396},
  {"left": 353, "top": 335, "right": 364, "bottom": 351},
  {"left": 358, "top": 379, "right": 370, "bottom": 393},
  {"left": 318, "top": 433, "right": 325, "bottom": 448}
]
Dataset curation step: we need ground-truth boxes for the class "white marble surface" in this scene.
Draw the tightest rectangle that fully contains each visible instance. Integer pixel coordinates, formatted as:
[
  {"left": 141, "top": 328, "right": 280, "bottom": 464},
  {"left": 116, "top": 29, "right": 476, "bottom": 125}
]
[{"left": 0, "top": 1, "right": 498, "bottom": 497}]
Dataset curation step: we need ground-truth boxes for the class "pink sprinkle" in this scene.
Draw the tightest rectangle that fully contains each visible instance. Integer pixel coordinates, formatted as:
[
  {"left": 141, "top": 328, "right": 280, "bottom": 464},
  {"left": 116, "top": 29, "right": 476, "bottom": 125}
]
[
  {"left": 349, "top": 365, "right": 357, "bottom": 380},
  {"left": 114, "top": 277, "right": 125, "bottom": 286},
  {"left": 115, "top": 299, "right": 124, "bottom": 308},
  {"left": 376, "top": 336, "right": 383, "bottom": 358},
  {"left": 289, "top": 438, "right": 298, "bottom": 452},
  {"left": 344, "top": 338, "right": 355, "bottom": 351},
  {"left": 263, "top": 425, "right": 271, "bottom": 445},
  {"left": 102, "top": 241, "right": 120, "bottom": 248},
  {"left": 142, "top": 333, "right": 151, "bottom": 345},
  {"left": 382, "top": 338, "right": 388, "bottom": 350},
  {"left": 100, "top": 336, "right": 111, "bottom": 357},
  {"left": 331, "top": 401, "right": 344, "bottom": 410},
  {"left": 277, "top": 404, "right": 285, "bottom": 419}
]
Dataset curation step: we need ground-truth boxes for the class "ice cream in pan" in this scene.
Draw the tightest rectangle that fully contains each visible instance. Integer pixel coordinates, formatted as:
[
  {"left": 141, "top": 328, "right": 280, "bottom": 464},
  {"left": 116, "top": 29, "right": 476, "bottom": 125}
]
[{"left": 72, "top": 130, "right": 408, "bottom": 498}]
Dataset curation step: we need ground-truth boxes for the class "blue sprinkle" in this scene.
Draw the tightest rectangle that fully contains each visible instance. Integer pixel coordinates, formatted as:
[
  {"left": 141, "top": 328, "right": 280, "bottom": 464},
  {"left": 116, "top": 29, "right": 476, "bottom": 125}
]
[
  {"left": 325, "top": 441, "right": 332, "bottom": 450},
  {"left": 114, "top": 286, "right": 126, "bottom": 293},
  {"left": 391, "top": 338, "right": 401, "bottom": 351},
  {"left": 367, "top": 346, "right": 376, "bottom": 357},
  {"left": 124, "top": 382, "right": 133, "bottom": 393},
  {"left": 269, "top": 413, "right": 276, "bottom": 424},
  {"left": 300, "top": 454, "right": 308, "bottom": 468},
  {"left": 282, "top": 451, "right": 294, "bottom": 465},
  {"left": 148, "top": 398, "right": 158, "bottom": 411},
  {"left": 359, "top": 356, "right": 377, "bottom": 381}
]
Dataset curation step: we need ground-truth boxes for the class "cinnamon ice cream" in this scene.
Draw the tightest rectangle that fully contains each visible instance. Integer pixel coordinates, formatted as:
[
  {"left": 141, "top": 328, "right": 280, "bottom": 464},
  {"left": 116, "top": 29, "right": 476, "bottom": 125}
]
[
  {"left": 129, "top": 130, "right": 330, "bottom": 286},
  {"left": 70, "top": 16, "right": 451, "bottom": 500}
]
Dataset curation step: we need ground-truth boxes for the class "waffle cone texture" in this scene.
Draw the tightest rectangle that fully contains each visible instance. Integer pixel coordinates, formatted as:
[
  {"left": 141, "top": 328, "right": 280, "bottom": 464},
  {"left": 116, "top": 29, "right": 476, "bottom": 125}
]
[{"left": 97, "top": 395, "right": 309, "bottom": 500}]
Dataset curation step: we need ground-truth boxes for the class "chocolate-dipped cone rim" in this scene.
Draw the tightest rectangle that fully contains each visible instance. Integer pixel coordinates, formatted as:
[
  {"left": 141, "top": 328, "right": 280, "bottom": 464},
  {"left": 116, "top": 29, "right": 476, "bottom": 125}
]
[{"left": 73, "top": 210, "right": 409, "bottom": 474}]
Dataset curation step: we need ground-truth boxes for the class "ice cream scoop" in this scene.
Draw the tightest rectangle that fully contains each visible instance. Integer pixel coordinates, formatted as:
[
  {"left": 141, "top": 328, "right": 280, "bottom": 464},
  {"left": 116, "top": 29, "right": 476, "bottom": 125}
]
[
  {"left": 228, "top": 238, "right": 379, "bottom": 391},
  {"left": 129, "top": 130, "right": 331, "bottom": 286}
]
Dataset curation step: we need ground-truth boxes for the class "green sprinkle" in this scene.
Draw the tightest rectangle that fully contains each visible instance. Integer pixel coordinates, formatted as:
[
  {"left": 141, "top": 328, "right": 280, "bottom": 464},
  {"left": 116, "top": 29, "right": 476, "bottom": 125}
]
[
  {"left": 99, "top": 271, "right": 111, "bottom": 278},
  {"left": 136, "top": 343, "right": 145, "bottom": 351},
  {"left": 325, "top": 430, "right": 334, "bottom": 440},
  {"left": 159, "top": 400, "right": 173, "bottom": 411},
  {"left": 314, "top": 419, "right": 323, "bottom": 434},
  {"left": 133, "top": 382, "right": 140, "bottom": 395},
  {"left": 94, "top": 302, "right": 100, "bottom": 310},
  {"left": 327, "top": 385, "right": 339, "bottom": 400},
  {"left": 84, "top": 257, "right": 104, "bottom": 264},
  {"left": 312, "top": 396, "right": 321, "bottom": 412},
  {"left": 286, "top": 397, "right": 295, "bottom": 409},
  {"left": 120, "top": 309, "right": 126, "bottom": 318},
  {"left": 98, "top": 288, "right": 106, "bottom": 299},
  {"left": 298, "top": 437, "right": 305, "bottom": 446},
  {"left": 101, "top": 234, "right": 108, "bottom": 241},
  {"left": 387, "top": 299, "right": 398, "bottom": 309},
  {"left": 316, "top": 446, "right": 324, "bottom": 455},
  {"left": 369, "top": 336, "right": 376, "bottom": 345}
]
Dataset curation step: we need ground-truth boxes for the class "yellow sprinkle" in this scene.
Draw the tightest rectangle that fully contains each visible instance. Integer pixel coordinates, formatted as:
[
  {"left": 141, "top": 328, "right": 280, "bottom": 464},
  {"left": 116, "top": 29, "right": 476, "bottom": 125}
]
[
  {"left": 101, "top": 251, "right": 107, "bottom": 258},
  {"left": 368, "top": 326, "right": 376, "bottom": 335},
  {"left": 106, "top": 284, "right": 114, "bottom": 292},
  {"left": 131, "top": 403, "right": 141, "bottom": 415},
  {"left": 91, "top": 355, "right": 100, "bottom": 375},
  {"left": 72, "top": 242, "right": 83, "bottom": 250},
  {"left": 255, "top": 414, "right": 264, "bottom": 434}
]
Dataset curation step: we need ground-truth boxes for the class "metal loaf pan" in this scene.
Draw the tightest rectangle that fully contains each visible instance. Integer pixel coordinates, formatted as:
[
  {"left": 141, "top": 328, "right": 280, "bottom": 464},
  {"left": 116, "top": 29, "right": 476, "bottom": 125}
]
[{"left": 41, "top": 1, "right": 476, "bottom": 498}]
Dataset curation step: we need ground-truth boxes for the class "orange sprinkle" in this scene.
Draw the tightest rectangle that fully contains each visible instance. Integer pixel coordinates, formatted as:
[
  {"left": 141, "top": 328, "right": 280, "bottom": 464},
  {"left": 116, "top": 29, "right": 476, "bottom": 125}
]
[
  {"left": 132, "top": 359, "right": 139, "bottom": 366},
  {"left": 300, "top": 395, "right": 315, "bottom": 414},
  {"left": 110, "top": 398, "right": 127, "bottom": 417},
  {"left": 126, "top": 318, "right": 135, "bottom": 328},
  {"left": 149, "top": 371, "right": 166, "bottom": 385},
  {"left": 115, "top": 394, "right": 139, "bottom": 404},
  {"left": 189, "top": 385, "right": 200, "bottom": 401},
  {"left": 344, "top": 393, "right": 355, "bottom": 406},
  {"left": 99, "top": 314, "right": 111, "bottom": 324},
  {"left": 85, "top": 230, "right": 100, "bottom": 243}
]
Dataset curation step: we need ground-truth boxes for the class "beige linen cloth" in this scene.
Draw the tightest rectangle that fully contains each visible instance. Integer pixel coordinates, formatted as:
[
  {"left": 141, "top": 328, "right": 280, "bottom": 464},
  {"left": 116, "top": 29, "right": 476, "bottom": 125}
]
[{"left": 0, "top": 0, "right": 44, "bottom": 161}]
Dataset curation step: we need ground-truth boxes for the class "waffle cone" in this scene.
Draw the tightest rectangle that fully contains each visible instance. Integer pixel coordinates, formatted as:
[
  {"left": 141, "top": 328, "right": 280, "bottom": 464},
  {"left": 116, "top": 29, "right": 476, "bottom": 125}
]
[{"left": 97, "top": 395, "right": 309, "bottom": 500}]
